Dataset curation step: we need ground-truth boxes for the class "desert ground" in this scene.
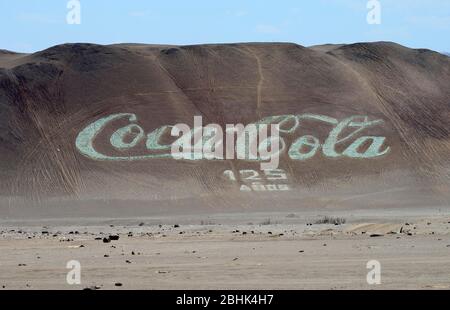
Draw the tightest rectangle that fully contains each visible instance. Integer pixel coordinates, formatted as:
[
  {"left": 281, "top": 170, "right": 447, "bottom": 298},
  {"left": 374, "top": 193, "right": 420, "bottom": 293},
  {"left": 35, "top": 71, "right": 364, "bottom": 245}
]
[
  {"left": 1, "top": 208, "right": 450, "bottom": 290},
  {"left": 1, "top": 42, "right": 449, "bottom": 290}
]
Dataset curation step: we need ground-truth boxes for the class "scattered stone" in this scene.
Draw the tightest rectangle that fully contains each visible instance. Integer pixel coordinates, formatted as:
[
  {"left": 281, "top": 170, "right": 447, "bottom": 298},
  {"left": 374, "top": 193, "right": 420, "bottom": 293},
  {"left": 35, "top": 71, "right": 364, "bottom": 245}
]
[
  {"left": 157, "top": 270, "right": 169, "bottom": 274},
  {"left": 131, "top": 251, "right": 135, "bottom": 255},
  {"left": 18, "top": 263, "right": 27, "bottom": 266},
  {"left": 233, "top": 257, "right": 239, "bottom": 261},
  {"left": 299, "top": 250, "right": 305, "bottom": 253},
  {"left": 103, "top": 237, "right": 111, "bottom": 243},
  {"left": 84, "top": 286, "right": 101, "bottom": 290},
  {"left": 104, "top": 255, "right": 109, "bottom": 257},
  {"left": 95, "top": 237, "right": 102, "bottom": 240},
  {"left": 174, "top": 224, "right": 180, "bottom": 228},
  {"left": 125, "top": 260, "right": 131, "bottom": 264},
  {"left": 139, "top": 222, "right": 145, "bottom": 226},
  {"left": 114, "top": 282, "right": 122, "bottom": 287},
  {"left": 109, "top": 235, "right": 120, "bottom": 241},
  {"left": 370, "top": 234, "right": 384, "bottom": 238}
]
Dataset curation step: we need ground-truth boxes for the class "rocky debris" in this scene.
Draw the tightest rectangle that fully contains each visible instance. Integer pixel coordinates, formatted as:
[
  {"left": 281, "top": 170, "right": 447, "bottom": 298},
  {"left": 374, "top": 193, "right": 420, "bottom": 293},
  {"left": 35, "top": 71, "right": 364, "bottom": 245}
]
[
  {"left": 103, "top": 235, "right": 119, "bottom": 243},
  {"left": 109, "top": 235, "right": 120, "bottom": 241},
  {"left": 83, "top": 285, "right": 101, "bottom": 290},
  {"left": 370, "top": 234, "right": 384, "bottom": 237}
]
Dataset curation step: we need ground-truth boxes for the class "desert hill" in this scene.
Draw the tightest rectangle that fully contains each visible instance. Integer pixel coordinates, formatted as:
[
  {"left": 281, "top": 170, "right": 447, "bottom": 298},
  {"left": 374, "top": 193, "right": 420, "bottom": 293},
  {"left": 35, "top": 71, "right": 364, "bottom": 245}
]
[{"left": 0, "top": 41, "right": 449, "bottom": 217}]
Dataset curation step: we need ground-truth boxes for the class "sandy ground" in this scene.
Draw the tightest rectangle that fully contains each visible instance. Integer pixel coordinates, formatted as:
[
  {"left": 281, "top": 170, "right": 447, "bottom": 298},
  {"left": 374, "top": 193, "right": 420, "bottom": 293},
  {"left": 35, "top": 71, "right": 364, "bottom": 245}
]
[{"left": 1, "top": 210, "right": 450, "bottom": 290}]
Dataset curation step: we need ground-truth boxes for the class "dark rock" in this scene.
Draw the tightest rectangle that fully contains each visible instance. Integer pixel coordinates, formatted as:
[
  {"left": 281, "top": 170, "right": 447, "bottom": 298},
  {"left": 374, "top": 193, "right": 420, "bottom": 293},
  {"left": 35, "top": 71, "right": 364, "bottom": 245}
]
[{"left": 370, "top": 234, "right": 384, "bottom": 237}]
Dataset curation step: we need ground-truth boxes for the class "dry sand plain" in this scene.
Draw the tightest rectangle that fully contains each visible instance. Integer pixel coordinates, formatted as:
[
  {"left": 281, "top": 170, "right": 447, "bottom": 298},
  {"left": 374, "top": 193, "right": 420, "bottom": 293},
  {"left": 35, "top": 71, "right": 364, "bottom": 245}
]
[
  {"left": 1, "top": 42, "right": 450, "bottom": 290},
  {"left": 1, "top": 209, "right": 450, "bottom": 290}
]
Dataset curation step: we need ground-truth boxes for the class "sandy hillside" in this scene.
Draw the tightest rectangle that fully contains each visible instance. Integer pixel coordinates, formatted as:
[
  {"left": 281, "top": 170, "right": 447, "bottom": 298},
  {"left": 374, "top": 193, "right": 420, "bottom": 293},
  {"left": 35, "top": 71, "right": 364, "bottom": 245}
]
[{"left": 0, "top": 42, "right": 449, "bottom": 218}]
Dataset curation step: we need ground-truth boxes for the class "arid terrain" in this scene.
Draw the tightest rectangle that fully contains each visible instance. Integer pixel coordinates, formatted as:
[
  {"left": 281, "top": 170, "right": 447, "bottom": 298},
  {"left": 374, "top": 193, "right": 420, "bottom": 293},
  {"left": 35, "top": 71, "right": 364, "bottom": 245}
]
[
  {"left": 0, "top": 42, "right": 449, "bottom": 289},
  {"left": 1, "top": 210, "right": 450, "bottom": 290}
]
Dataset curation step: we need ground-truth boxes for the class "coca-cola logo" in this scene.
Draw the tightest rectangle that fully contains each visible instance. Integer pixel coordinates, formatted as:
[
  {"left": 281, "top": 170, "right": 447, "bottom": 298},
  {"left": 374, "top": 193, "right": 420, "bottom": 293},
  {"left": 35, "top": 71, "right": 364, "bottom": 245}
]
[{"left": 75, "top": 113, "right": 390, "bottom": 163}]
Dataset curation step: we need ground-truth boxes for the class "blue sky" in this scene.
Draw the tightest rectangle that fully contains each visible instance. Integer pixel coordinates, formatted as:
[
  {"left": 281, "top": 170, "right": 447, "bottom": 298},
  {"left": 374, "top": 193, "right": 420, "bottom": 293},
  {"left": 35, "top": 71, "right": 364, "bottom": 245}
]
[{"left": 1, "top": 0, "right": 449, "bottom": 53}]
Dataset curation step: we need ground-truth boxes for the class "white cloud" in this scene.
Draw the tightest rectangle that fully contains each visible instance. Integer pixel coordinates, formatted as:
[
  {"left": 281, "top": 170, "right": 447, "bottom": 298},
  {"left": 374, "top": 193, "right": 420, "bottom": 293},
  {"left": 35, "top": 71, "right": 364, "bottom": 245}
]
[
  {"left": 407, "top": 15, "right": 450, "bottom": 29},
  {"left": 255, "top": 24, "right": 280, "bottom": 34},
  {"left": 235, "top": 10, "right": 247, "bottom": 17},
  {"left": 225, "top": 10, "right": 247, "bottom": 17},
  {"left": 16, "top": 12, "right": 60, "bottom": 24},
  {"left": 129, "top": 11, "right": 149, "bottom": 17}
]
